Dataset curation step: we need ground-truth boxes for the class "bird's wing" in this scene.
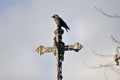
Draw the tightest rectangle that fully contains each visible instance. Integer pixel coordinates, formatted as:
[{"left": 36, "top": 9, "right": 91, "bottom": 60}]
[{"left": 57, "top": 17, "right": 65, "bottom": 23}]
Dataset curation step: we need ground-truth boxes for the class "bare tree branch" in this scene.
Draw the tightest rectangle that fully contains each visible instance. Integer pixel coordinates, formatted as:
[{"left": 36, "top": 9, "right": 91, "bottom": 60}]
[
  {"left": 94, "top": 6, "right": 120, "bottom": 19},
  {"left": 84, "top": 61, "right": 115, "bottom": 69},
  {"left": 111, "top": 35, "right": 120, "bottom": 45},
  {"left": 93, "top": 51, "right": 114, "bottom": 57},
  {"left": 111, "top": 66, "right": 120, "bottom": 75}
]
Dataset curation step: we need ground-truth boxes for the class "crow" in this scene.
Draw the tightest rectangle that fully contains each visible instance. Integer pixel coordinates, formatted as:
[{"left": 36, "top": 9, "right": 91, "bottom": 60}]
[{"left": 52, "top": 14, "right": 70, "bottom": 32}]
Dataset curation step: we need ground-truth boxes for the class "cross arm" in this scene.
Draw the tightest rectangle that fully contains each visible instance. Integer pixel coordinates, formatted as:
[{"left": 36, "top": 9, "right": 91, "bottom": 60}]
[
  {"left": 35, "top": 45, "right": 56, "bottom": 55},
  {"left": 64, "top": 42, "right": 83, "bottom": 52}
]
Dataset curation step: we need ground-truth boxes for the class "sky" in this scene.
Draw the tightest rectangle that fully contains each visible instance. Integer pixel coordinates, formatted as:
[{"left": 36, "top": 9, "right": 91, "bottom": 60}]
[{"left": 0, "top": 0, "right": 120, "bottom": 80}]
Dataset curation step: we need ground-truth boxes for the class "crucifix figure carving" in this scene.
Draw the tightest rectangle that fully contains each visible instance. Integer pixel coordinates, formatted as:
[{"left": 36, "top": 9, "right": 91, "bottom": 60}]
[{"left": 35, "top": 15, "right": 83, "bottom": 80}]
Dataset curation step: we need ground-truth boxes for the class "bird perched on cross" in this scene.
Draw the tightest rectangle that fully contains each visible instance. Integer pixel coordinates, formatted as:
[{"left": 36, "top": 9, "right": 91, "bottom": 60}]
[{"left": 52, "top": 14, "right": 70, "bottom": 32}]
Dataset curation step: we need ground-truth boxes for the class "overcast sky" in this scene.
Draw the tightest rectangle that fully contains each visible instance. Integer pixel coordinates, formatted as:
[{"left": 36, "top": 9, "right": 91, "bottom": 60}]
[{"left": 0, "top": 0, "right": 120, "bottom": 80}]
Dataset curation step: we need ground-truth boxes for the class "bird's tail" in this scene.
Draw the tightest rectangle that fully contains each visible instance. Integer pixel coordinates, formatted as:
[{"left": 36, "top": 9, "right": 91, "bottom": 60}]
[{"left": 66, "top": 26, "right": 70, "bottom": 32}]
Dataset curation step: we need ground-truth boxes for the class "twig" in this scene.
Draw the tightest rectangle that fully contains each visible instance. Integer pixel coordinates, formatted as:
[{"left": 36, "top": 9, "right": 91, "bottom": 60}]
[
  {"left": 111, "top": 66, "right": 120, "bottom": 75},
  {"left": 94, "top": 6, "right": 120, "bottom": 19},
  {"left": 111, "top": 35, "right": 120, "bottom": 45},
  {"left": 93, "top": 51, "right": 113, "bottom": 57},
  {"left": 84, "top": 61, "right": 115, "bottom": 69}
]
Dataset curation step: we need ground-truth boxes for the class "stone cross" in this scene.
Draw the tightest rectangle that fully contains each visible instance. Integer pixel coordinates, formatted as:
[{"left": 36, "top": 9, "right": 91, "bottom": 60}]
[{"left": 35, "top": 26, "right": 83, "bottom": 80}]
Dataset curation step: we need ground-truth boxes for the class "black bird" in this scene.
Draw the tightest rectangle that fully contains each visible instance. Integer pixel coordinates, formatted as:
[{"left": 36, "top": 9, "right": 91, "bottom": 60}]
[{"left": 52, "top": 14, "right": 70, "bottom": 32}]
